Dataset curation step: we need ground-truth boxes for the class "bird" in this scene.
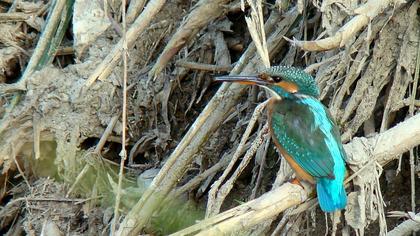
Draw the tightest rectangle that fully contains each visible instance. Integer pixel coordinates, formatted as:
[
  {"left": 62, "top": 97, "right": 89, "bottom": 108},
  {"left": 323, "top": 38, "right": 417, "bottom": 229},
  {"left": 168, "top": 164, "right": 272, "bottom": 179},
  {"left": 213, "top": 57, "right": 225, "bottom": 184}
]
[{"left": 215, "top": 65, "right": 347, "bottom": 212}]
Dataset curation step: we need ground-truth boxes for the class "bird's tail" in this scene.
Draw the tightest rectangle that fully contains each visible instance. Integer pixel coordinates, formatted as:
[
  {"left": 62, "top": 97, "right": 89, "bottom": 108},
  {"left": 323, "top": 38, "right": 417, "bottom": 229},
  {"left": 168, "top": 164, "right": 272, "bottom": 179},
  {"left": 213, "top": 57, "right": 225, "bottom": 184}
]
[{"left": 316, "top": 179, "right": 347, "bottom": 212}]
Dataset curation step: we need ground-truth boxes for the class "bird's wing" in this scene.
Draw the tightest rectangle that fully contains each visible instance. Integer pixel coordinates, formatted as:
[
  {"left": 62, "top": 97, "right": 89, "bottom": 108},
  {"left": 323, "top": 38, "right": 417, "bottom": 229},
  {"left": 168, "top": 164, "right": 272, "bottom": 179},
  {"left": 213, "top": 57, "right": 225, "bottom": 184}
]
[{"left": 268, "top": 97, "right": 346, "bottom": 179}]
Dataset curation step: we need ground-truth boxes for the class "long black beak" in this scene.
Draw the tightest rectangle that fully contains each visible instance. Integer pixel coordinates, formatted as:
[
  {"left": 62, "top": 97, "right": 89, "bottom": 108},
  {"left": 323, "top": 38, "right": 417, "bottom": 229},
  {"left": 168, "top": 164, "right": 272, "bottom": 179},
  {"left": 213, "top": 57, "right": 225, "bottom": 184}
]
[{"left": 214, "top": 75, "right": 271, "bottom": 86}]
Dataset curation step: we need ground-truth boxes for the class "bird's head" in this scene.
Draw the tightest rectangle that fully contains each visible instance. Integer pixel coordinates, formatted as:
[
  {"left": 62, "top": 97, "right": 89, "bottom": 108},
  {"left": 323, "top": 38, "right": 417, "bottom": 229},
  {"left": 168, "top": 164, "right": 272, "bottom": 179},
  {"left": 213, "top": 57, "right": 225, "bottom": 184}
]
[{"left": 215, "top": 65, "right": 320, "bottom": 99}]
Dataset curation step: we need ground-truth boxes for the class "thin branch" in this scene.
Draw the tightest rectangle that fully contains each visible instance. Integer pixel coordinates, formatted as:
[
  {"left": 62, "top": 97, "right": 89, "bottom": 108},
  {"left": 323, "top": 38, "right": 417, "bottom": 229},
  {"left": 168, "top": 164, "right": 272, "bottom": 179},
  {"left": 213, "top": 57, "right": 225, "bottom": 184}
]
[
  {"left": 112, "top": 0, "right": 129, "bottom": 234},
  {"left": 176, "top": 60, "right": 233, "bottom": 72},
  {"left": 95, "top": 115, "right": 119, "bottom": 154}
]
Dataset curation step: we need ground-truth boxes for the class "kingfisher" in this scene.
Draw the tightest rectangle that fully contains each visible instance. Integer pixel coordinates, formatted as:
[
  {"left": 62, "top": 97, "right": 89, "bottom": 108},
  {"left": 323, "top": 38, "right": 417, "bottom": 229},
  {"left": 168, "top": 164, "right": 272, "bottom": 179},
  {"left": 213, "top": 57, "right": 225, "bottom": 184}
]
[{"left": 215, "top": 65, "right": 347, "bottom": 212}]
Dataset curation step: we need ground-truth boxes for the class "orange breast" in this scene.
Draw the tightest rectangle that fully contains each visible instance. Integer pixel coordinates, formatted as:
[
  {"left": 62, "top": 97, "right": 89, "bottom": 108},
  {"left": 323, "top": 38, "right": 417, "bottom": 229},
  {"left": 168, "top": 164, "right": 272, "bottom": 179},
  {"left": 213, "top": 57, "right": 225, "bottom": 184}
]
[{"left": 281, "top": 148, "right": 315, "bottom": 184}]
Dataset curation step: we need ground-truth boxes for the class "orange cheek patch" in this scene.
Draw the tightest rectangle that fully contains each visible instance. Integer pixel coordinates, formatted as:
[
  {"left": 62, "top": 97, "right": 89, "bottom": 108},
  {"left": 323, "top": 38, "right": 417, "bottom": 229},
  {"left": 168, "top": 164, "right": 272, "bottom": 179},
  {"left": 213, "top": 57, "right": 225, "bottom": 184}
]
[{"left": 277, "top": 81, "right": 298, "bottom": 93}]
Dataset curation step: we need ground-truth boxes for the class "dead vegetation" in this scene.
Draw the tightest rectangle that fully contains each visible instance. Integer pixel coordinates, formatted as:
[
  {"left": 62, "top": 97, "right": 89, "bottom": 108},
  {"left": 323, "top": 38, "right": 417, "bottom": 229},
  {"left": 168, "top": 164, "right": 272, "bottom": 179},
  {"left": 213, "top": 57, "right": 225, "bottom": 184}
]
[{"left": 0, "top": 0, "right": 419, "bottom": 235}]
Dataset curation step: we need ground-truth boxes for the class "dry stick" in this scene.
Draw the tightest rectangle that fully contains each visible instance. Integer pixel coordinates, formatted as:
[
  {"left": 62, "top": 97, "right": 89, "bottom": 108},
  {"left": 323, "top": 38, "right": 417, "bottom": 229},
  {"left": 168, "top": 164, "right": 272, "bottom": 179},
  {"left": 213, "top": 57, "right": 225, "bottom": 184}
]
[
  {"left": 0, "top": 12, "right": 30, "bottom": 21},
  {"left": 112, "top": 0, "right": 129, "bottom": 234},
  {"left": 213, "top": 125, "right": 269, "bottom": 210},
  {"left": 207, "top": 101, "right": 268, "bottom": 217},
  {"left": 116, "top": 9, "right": 300, "bottom": 236},
  {"left": 66, "top": 162, "right": 90, "bottom": 197},
  {"left": 95, "top": 115, "right": 119, "bottom": 154},
  {"left": 172, "top": 142, "right": 252, "bottom": 198},
  {"left": 148, "top": 0, "right": 231, "bottom": 79},
  {"left": 13, "top": 152, "right": 31, "bottom": 190},
  {"left": 289, "top": 0, "right": 405, "bottom": 51},
  {"left": 176, "top": 60, "right": 233, "bottom": 72},
  {"left": 84, "top": 0, "right": 167, "bottom": 88},
  {"left": 380, "top": 2, "right": 419, "bottom": 133},
  {"left": 33, "top": 114, "right": 41, "bottom": 160},
  {"left": 170, "top": 113, "right": 420, "bottom": 235}
]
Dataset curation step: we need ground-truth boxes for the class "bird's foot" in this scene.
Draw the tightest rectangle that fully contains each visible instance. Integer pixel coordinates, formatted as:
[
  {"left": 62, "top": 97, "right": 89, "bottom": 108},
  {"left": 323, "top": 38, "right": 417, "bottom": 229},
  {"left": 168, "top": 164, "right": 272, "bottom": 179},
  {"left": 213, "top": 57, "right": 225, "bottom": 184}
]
[
  {"left": 290, "top": 178, "right": 303, "bottom": 187},
  {"left": 289, "top": 178, "right": 313, "bottom": 195}
]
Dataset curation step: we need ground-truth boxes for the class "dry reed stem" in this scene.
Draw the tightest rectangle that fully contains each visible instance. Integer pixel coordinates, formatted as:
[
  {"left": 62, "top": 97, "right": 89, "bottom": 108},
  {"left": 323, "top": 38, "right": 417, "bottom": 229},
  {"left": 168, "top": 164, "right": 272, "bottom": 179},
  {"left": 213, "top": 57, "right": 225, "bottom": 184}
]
[
  {"left": 290, "top": 0, "right": 404, "bottom": 51},
  {"left": 112, "top": 0, "right": 129, "bottom": 234},
  {"left": 204, "top": 0, "right": 272, "bottom": 218},
  {"left": 175, "top": 60, "right": 232, "bottom": 72},
  {"left": 0, "top": 12, "right": 30, "bottom": 21},
  {"left": 33, "top": 114, "right": 41, "bottom": 160},
  {"left": 148, "top": 0, "right": 231, "bottom": 79},
  {"left": 116, "top": 83, "right": 247, "bottom": 236},
  {"left": 84, "top": 0, "right": 167, "bottom": 88},
  {"left": 169, "top": 113, "right": 420, "bottom": 235},
  {"left": 244, "top": 0, "right": 270, "bottom": 67},
  {"left": 94, "top": 115, "right": 119, "bottom": 154},
  {"left": 204, "top": 0, "right": 275, "bottom": 214}
]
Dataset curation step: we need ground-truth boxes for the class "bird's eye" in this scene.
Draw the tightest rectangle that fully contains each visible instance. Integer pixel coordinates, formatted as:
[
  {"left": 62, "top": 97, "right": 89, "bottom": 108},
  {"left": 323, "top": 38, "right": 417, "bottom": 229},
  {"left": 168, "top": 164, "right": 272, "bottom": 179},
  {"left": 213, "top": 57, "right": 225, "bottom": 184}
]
[{"left": 272, "top": 76, "right": 282, "bottom": 82}]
